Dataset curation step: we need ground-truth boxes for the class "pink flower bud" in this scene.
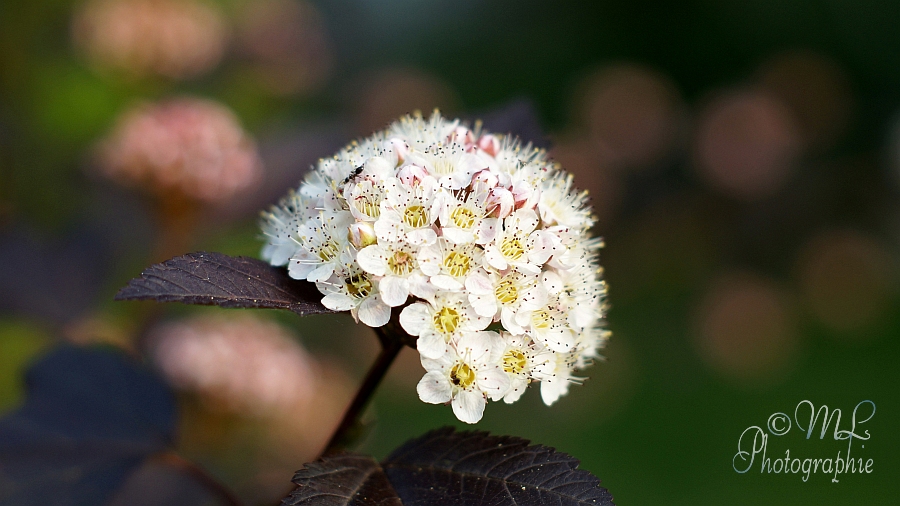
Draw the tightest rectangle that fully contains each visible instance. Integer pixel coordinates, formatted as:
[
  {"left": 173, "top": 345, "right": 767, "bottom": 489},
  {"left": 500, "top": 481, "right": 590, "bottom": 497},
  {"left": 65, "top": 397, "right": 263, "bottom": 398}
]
[
  {"left": 347, "top": 221, "right": 378, "bottom": 249},
  {"left": 471, "top": 168, "right": 499, "bottom": 188},
  {"left": 486, "top": 187, "right": 515, "bottom": 218},
  {"left": 386, "top": 137, "right": 409, "bottom": 165},
  {"left": 397, "top": 164, "right": 429, "bottom": 186},
  {"left": 476, "top": 134, "right": 500, "bottom": 157},
  {"left": 448, "top": 126, "right": 474, "bottom": 145}
]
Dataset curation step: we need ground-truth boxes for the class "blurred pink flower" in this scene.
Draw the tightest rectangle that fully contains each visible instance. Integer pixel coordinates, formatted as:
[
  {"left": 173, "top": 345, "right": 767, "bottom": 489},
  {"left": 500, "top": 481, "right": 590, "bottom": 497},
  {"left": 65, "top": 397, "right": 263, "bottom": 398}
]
[
  {"left": 150, "top": 315, "right": 317, "bottom": 416},
  {"left": 693, "top": 89, "right": 801, "bottom": 200},
  {"left": 573, "top": 64, "right": 684, "bottom": 172},
  {"left": 73, "top": 0, "right": 228, "bottom": 80},
  {"left": 98, "top": 97, "right": 262, "bottom": 203},
  {"left": 236, "top": 0, "right": 333, "bottom": 96},
  {"left": 796, "top": 229, "right": 897, "bottom": 334},
  {"left": 693, "top": 271, "right": 800, "bottom": 384}
]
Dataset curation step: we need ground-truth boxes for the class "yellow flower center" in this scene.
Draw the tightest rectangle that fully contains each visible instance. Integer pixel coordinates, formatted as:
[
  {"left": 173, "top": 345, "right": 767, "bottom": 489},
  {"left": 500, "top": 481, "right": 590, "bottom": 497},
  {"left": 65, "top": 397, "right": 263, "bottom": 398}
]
[
  {"left": 502, "top": 349, "right": 527, "bottom": 374},
  {"left": 403, "top": 205, "right": 428, "bottom": 228},
  {"left": 353, "top": 194, "right": 380, "bottom": 219},
  {"left": 449, "top": 362, "right": 476, "bottom": 389},
  {"left": 450, "top": 206, "right": 477, "bottom": 229},
  {"left": 433, "top": 306, "right": 460, "bottom": 334},
  {"left": 443, "top": 251, "right": 471, "bottom": 278},
  {"left": 318, "top": 240, "right": 340, "bottom": 261},
  {"left": 387, "top": 251, "right": 415, "bottom": 276},
  {"left": 494, "top": 277, "right": 519, "bottom": 305},
  {"left": 345, "top": 274, "right": 373, "bottom": 299},
  {"left": 500, "top": 237, "right": 525, "bottom": 260},
  {"left": 434, "top": 158, "right": 456, "bottom": 176},
  {"left": 531, "top": 309, "right": 553, "bottom": 330}
]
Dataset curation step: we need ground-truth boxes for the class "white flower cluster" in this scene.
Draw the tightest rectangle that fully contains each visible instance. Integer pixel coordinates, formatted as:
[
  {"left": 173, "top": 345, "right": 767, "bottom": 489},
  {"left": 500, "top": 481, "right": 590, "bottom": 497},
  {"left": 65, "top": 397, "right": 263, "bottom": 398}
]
[{"left": 261, "top": 112, "right": 609, "bottom": 423}]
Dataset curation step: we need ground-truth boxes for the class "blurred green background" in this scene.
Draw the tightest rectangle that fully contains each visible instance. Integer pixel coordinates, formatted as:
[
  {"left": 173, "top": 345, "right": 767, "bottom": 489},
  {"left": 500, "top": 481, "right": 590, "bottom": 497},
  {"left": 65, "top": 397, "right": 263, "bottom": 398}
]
[{"left": 1, "top": 0, "right": 899, "bottom": 504}]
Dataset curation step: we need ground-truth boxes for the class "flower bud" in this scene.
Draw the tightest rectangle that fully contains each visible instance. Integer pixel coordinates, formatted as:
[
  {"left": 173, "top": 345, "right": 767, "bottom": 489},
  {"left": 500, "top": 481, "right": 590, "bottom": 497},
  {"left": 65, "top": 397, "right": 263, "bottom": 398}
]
[
  {"left": 477, "top": 134, "right": 500, "bottom": 157},
  {"left": 471, "top": 168, "right": 499, "bottom": 188},
  {"left": 397, "top": 164, "right": 429, "bottom": 186},
  {"left": 347, "top": 221, "right": 377, "bottom": 249}
]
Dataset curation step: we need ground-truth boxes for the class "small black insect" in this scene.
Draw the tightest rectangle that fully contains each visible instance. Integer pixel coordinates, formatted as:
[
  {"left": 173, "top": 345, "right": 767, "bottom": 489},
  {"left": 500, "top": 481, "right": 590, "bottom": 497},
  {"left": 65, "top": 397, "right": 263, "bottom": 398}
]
[{"left": 341, "top": 165, "right": 364, "bottom": 186}]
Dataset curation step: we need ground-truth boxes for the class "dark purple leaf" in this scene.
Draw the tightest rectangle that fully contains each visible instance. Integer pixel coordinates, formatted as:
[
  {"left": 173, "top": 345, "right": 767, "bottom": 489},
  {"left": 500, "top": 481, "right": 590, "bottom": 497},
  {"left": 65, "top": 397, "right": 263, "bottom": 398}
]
[
  {"left": 281, "top": 428, "right": 614, "bottom": 506},
  {"left": 115, "top": 251, "right": 334, "bottom": 317},
  {"left": 0, "top": 345, "right": 177, "bottom": 506},
  {"left": 283, "top": 453, "right": 401, "bottom": 506},
  {"left": 382, "top": 427, "right": 615, "bottom": 506}
]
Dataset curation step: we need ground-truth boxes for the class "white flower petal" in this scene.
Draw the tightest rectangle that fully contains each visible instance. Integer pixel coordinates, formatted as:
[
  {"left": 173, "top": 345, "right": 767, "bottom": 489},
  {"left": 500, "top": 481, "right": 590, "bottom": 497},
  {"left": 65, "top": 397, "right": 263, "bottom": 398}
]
[
  {"left": 477, "top": 368, "right": 510, "bottom": 399},
  {"left": 400, "top": 302, "right": 432, "bottom": 336},
  {"left": 484, "top": 244, "right": 508, "bottom": 270},
  {"left": 540, "top": 376, "right": 570, "bottom": 406},
  {"left": 358, "top": 296, "right": 390, "bottom": 327},
  {"left": 321, "top": 293, "right": 354, "bottom": 311},
  {"left": 432, "top": 274, "right": 463, "bottom": 291},
  {"left": 452, "top": 389, "right": 486, "bottom": 424},
  {"left": 356, "top": 245, "right": 387, "bottom": 276},
  {"left": 417, "top": 244, "right": 442, "bottom": 276},
  {"left": 417, "top": 371, "right": 452, "bottom": 404},
  {"left": 407, "top": 227, "right": 437, "bottom": 246},
  {"left": 379, "top": 275, "right": 410, "bottom": 307},
  {"left": 417, "top": 331, "right": 449, "bottom": 360}
]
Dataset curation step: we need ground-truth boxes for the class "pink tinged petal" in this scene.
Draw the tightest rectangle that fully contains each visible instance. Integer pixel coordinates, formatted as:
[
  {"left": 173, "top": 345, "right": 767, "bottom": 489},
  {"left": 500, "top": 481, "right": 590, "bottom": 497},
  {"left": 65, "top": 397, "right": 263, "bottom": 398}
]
[
  {"left": 477, "top": 368, "right": 511, "bottom": 400},
  {"left": 399, "top": 303, "right": 432, "bottom": 336},
  {"left": 417, "top": 244, "right": 442, "bottom": 276},
  {"left": 477, "top": 134, "right": 500, "bottom": 157},
  {"left": 379, "top": 275, "right": 410, "bottom": 307},
  {"left": 321, "top": 293, "right": 355, "bottom": 311},
  {"left": 464, "top": 270, "right": 494, "bottom": 294},
  {"left": 484, "top": 244, "right": 508, "bottom": 271},
  {"left": 358, "top": 296, "right": 390, "bottom": 327},
  {"left": 431, "top": 275, "right": 463, "bottom": 291},
  {"left": 417, "top": 332, "right": 449, "bottom": 360},
  {"left": 472, "top": 168, "right": 498, "bottom": 187},
  {"left": 407, "top": 228, "right": 437, "bottom": 246},
  {"left": 417, "top": 371, "right": 453, "bottom": 404},
  {"left": 520, "top": 285, "right": 549, "bottom": 312},
  {"left": 510, "top": 208, "right": 539, "bottom": 234},
  {"left": 487, "top": 187, "right": 514, "bottom": 218},
  {"left": 476, "top": 218, "right": 498, "bottom": 244},
  {"left": 452, "top": 389, "right": 486, "bottom": 424},
  {"left": 527, "top": 231, "right": 554, "bottom": 265},
  {"left": 408, "top": 273, "right": 437, "bottom": 302},
  {"left": 398, "top": 164, "right": 429, "bottom": 186},
  {"left": 356, "top": 245, "right": 387, "bottom": 276}
]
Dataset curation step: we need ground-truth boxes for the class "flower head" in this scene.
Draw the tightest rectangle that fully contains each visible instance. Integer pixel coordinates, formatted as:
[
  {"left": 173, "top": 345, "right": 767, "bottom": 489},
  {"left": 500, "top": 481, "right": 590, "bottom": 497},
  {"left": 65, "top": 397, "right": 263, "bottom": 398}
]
[
  {"left": 261, "top": 111, "right": 609, "bottom": 423},
  {"left": 98, "top": 97, "right": 262, "bottom": 203}
]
